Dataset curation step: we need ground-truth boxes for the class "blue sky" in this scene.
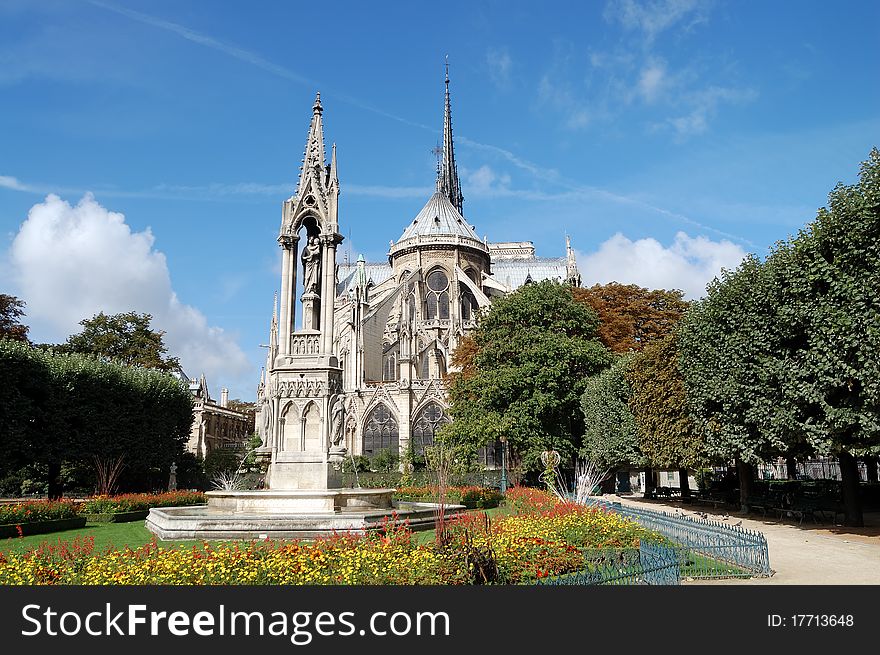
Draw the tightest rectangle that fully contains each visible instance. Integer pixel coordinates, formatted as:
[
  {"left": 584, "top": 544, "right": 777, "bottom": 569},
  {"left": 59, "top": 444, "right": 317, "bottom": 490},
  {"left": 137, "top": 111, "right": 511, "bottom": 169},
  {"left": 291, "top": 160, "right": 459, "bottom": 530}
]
[{"left": 1, "top": 0, "right": 878, "bottom": 401}]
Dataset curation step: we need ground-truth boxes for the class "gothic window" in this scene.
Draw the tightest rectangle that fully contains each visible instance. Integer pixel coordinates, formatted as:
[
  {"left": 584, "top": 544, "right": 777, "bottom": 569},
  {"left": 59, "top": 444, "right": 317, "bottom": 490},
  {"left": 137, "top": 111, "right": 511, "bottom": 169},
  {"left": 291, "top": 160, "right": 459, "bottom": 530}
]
[
  {"left": 460, "top": 285, "right": 477, "bottom": 321},
  {"left": 383, "top": 353, "right": 396, "bottom": 381},
  {"left": 425, "top": 269, "right": 449, "bottom": 320},
  {"left": 411, "top": 402, "right": 449, "bottom": 455},
  {"left": 362, "top": 404, "right": 398, "bottom": 456},
  {"left": 420, "top": 351, "right": 430, "bottom": 379}
]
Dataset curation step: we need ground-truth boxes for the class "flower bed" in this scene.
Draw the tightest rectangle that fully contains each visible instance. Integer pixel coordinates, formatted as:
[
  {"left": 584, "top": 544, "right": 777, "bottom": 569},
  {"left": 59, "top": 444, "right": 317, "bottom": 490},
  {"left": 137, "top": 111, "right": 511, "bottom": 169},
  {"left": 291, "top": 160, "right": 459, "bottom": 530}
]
[
  {"left": 0, "top": 490, "right": 663, "bottom": 585},
  {"left": 393, "top": 486, "right": 503, "bottom": 509},
  {"left": 80, "top": 491, "right": 206, "bottom": 515},
  {"left": 0, "top": 501, "right": 79, "bottom": 525},
  {"left": 0, "top": 501, "right": 85, "bottom": 539}
]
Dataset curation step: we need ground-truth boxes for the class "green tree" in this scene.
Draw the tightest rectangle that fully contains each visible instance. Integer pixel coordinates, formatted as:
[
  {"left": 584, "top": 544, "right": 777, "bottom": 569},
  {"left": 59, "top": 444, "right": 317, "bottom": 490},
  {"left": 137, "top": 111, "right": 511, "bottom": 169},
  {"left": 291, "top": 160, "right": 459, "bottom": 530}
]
[
  {"left": 0, "top": 294, "right": 30, "bottom": 342},
  {"left": 0, "top": 340, "right": 192, "bottom": 498},
  {"left": 444, "top": 281, "right": 611, "bottom": 471},
  {"left": 678, "top": 254, "right": 782, "bottom": 507},
  {"left": 572, "top": 283, "right": 689, "bottom": 353},
  {"left": 680, "top": 149, "right": 880, "bottom": 525},
  {"left": 64, "top": 311, "right": 181, "bottom": 372},
  {"left": 580, "top": 354, "right": 642, "bottom": 471},
  {"left": 629, "top": 332, "right": 706, "bottom": 497}
]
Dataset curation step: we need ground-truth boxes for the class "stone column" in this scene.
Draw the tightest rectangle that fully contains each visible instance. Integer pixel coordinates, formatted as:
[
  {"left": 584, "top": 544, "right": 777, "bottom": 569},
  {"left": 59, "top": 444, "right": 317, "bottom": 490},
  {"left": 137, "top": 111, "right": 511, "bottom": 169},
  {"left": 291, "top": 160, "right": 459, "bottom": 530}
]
[
  {"left": 278, "top": 235, "right": 299, "bottom": 354},
  {"left": 319, "top": 234, "right": 341, "bottom": 354}
]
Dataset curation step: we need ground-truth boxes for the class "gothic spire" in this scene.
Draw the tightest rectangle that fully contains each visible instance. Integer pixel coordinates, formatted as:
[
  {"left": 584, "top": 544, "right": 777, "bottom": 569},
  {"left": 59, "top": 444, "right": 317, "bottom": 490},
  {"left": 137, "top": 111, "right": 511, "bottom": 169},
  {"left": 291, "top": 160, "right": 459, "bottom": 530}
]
[
  {"left": 295, "top": 91, "right": 327, "bottom": 196},
  {"left": 438, "top": 58, "right": 464, "bottom": 215}
]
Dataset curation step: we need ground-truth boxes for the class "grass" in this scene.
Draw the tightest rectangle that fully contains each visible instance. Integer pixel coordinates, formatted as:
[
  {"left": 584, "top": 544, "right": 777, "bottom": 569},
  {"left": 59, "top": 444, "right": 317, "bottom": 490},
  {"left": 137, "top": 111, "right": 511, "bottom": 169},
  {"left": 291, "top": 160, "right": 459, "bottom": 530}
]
[
  {"left": 0, "top": 506, "right": 515, "bottom": 555},
  {"left": 0, "top": 521, "right": 197, "bottom": 555}
]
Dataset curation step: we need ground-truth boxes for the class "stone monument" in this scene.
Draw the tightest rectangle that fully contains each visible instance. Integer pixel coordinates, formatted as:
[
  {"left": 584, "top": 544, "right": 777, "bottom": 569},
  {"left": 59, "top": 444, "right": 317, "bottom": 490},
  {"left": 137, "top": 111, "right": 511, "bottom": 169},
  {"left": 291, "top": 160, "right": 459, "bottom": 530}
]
[{"left": 146, "top": 94, "right": 459, "bottom": 540}]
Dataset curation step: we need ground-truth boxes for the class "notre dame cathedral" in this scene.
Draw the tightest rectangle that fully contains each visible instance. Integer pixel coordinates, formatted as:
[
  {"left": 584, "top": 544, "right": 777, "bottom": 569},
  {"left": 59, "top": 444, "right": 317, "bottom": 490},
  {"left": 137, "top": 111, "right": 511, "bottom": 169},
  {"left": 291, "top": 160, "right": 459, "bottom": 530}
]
[{"left": 255, "top": 70, "right": 580, "bottom": 488}]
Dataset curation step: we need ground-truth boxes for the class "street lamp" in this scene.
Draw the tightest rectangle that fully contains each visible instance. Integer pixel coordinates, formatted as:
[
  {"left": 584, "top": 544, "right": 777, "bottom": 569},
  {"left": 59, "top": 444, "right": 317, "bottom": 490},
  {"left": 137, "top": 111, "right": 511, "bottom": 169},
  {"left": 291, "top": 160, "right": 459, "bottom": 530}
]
[{"left": 499, "top": 435, "right": 508, "bottom": 494}]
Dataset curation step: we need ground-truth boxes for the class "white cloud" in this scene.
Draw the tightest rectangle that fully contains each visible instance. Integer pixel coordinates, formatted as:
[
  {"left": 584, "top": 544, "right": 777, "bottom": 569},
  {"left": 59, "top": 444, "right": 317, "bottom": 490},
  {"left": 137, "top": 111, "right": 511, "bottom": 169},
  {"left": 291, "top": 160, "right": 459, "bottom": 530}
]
[
  {"left": 463, "top": 165, "right": 512, "bottom": 196},
  {"left": 664, "top": 85, "right": 757, "bottom": 138},
  {"left": 8, "top": 193, "right": 252, "bottom": 386},
  {"left": 0, "top": 175, "right": 31, "bottom": 191},
  {"left": 604, "top": 0, "right": 710, "bottom": 45},
  {"left": 637, "top": 60, "right": 667, "bottom": 103},
  {"left": 577, "top": 231, "right": 747, "bottom": 299},
  {"left": 486, "top": 47, "right": 512, "bottom": 88}
]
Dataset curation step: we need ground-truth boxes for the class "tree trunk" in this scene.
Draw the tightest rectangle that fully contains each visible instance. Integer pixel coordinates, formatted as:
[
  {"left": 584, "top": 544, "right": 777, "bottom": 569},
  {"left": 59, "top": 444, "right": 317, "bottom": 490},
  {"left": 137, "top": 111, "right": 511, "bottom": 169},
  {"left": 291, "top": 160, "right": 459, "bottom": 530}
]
[
  {"left": 864, "top": 456, "right": 878, "bottom": 484},
  {"left": 47, "top": 460, "right": 63, "bottom": 500},
  {"left": 678, "top": 468, "right": 691, "bottom": 499},
  {"left": 643, "top": 467, "right": 656, "bottom": 498},
  {"left": 839, "top": 452, "right": 864, "bottom": 527},
  {"left": 736, "top": 458, "right": 754, "bottom": 512},
  {"left": 786, "top": 456, "right": 798, "bottom": 480}
]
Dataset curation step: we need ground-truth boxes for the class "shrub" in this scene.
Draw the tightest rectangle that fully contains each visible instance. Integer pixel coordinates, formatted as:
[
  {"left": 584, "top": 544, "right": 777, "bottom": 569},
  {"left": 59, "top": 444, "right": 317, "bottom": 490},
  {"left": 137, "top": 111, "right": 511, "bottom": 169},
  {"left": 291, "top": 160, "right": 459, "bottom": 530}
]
[
  {"left": 0, "top": 501, "right": 80, "bottom": 525},
  {"left": 80, "top": 491, "right": 206, "bottom": 514}
]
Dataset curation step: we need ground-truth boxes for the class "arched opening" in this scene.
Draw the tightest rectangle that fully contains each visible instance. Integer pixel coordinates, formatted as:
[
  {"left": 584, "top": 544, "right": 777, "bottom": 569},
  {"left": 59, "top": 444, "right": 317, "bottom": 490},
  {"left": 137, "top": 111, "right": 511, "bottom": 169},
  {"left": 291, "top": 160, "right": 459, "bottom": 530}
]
[
  {"left": 294, "top": 216, "right": 322, "bottom": 332},
  {"left": 425, "top": 268, "right": 449, "bottom": 320},
  {"left": 460, "top": 285, "right": 477, "bottom": 321},
  {"left": 383, "top": 352, "right": 397, "bottom": 381},
  {"left": 411, "top": 402, "right": 449, "bottom": 455},
  {"left": 301, "top": 401, "right": 321, "bottom": 451},
  {"left": 362, "top": 404, "right": 399, "bottom": 458}
]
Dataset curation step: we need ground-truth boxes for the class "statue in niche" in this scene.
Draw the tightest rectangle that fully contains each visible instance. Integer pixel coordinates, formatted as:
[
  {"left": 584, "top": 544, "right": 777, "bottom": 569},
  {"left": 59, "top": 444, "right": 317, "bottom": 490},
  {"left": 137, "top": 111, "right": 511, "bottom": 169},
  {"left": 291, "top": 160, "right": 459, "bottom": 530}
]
[
  {"left": 329, "top": 395, "right": 345, "bottom": 447},
  {"left": 301, "top": 235, "right": 322, "bottom": 295}
]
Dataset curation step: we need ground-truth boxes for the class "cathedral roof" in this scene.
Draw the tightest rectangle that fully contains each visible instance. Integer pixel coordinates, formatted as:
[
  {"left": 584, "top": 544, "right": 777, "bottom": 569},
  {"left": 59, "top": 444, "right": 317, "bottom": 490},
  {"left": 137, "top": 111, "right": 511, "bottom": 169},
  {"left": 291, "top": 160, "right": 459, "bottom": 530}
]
[
  {"left": 488, "top": 257, "right": 570, "bottom": 290},
  {"left": 397, "top": 191, "right": 481, "bottom": 243},
  {"left": 336, "top": 261, "right": 394, "bottom": 296}
]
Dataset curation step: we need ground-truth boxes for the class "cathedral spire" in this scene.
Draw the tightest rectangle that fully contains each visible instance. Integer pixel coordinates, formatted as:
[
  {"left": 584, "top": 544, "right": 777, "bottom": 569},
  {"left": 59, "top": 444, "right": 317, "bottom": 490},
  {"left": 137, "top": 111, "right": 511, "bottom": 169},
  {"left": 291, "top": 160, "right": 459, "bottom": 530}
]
[
  {"left": 565, "top": 235, "right": 582, "bottom": 287},
  {"left": 438, "top": 57, "right": 464, "bottom": 215}
]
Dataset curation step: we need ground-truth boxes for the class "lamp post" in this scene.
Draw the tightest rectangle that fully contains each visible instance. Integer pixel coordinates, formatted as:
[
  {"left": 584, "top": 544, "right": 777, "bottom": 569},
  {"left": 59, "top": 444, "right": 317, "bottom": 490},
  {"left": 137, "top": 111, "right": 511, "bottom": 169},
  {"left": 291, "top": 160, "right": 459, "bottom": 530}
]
[{"left": 499, "top": 435, "right": 508, "bottom": 495}]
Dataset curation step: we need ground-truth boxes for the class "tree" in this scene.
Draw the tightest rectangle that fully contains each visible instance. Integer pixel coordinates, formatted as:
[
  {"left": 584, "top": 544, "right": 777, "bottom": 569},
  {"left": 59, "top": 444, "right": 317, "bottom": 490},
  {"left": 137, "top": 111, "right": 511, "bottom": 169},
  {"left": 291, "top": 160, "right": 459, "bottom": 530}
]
[
  {"left": 572, "top": 283, "right": 688, "bottom": 353},
  {"left": 64, "top": 311, "right": 180, "bottom": 372},
  {"left": 679, "top": 149, "right": 880, "bottom": 525},
  {"left": 765, "top": 149, "right": 880, "bottom": 526},
  {"left": 0, "top": 340, "right": 192, "bottom": 497},
  {"left": 444, "top": 281, "right": 611, "bottom": 472},
  {"left": 628, "top": 332, "right": 706, "bottom": 498},
  {"left": 0, "top": 294, "right": 30, "bottom": 342},
  {"left": 580, "top": 354, "right": 642, "bottom": 471}
]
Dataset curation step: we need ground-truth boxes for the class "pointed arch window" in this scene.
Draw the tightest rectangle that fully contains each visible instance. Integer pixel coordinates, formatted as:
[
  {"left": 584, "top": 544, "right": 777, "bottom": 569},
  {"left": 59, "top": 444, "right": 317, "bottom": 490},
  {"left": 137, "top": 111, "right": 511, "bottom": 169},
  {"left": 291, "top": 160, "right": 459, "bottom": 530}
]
[
  {"left": 425, "top": 269, "right": 449, "bottom": 320},
  {"left": 460, "top": 285, "right": 477, "bottom": 321},
  {"left": 383, "top": 353, "right": 397, "bottom": 381},
  {"left": 362, "top": 404, "right": 398, "bottom": 456},
  {"left": 411, "top": 402, "right": 449, "bottom": 455}
]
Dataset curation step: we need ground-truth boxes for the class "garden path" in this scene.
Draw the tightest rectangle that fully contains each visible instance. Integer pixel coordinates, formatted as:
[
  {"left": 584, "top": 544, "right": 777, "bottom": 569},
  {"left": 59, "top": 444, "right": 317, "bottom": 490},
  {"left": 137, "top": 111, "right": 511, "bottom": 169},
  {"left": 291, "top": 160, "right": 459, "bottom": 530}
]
[{"left": 604, "top": 494, "right": 880, "bottom": 585}]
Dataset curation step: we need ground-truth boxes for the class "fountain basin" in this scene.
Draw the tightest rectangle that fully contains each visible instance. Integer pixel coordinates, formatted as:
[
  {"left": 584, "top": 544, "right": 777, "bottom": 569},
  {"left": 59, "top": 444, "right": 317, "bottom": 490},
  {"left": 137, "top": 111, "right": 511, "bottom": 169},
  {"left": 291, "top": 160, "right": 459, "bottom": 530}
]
[{"left": 145, "top": 490, "right": 465, "bottom": 540}]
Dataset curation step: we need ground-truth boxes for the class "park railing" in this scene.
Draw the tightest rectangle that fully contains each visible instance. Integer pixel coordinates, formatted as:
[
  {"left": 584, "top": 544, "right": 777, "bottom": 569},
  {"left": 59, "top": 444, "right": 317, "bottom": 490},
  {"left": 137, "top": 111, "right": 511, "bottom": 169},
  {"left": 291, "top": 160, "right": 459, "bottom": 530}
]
[
  {"left": 578, "top": 497, "right": 772, "bottom": 579},
  {"left": 535, "top": 540, "right": 681, "bottom": 586}
]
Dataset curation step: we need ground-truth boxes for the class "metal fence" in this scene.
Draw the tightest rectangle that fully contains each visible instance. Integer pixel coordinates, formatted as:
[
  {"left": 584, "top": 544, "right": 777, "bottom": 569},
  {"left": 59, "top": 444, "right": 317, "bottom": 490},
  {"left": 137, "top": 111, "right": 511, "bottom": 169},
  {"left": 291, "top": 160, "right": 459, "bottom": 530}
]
[
  {"left": 579, "top": 497, "right": 772, "bottom": 579},
  {"left": 535, "top": 540, "right": 681, "bottom": 586},
  {"left": 757, "top": 458, "right": 869, "bottom": 482}
]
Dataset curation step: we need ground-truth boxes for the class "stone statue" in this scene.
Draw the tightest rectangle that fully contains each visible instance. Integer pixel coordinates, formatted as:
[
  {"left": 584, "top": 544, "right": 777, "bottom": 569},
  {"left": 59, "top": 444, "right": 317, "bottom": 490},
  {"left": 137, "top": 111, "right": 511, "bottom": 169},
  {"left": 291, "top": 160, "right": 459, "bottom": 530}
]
[
  {"left": 168, "top": 463, "right": 177, "bottom": 491},
  {"left": 330, "top": 395, "right": 345, "bottom": 447},
  {"left": 301, "top": 236, "right": 321, "bottom": 295}
]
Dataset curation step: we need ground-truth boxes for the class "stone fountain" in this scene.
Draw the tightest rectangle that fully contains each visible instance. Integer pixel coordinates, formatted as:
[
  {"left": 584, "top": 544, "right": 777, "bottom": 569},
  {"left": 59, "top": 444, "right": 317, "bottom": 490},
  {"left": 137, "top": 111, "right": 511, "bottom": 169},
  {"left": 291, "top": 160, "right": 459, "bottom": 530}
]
[{"left": 146, "top": 94, "right": 460, "bottom": 540}]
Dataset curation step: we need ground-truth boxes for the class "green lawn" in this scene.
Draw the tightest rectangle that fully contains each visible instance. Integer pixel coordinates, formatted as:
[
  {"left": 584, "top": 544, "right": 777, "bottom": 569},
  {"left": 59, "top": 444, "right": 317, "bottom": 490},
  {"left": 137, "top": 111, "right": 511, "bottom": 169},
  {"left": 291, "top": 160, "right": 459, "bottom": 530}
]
[
  {"left": 1, "top": 507, "right": 514, "bottom": 555},
  {"left": 1, "top": 521, "right": 198, "bottom": 555}
]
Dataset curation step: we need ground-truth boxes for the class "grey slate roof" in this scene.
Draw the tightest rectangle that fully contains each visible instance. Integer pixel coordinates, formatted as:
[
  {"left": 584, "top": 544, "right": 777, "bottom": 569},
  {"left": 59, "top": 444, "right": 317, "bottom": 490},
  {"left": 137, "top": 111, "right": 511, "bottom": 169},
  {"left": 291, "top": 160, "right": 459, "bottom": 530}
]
[
  {"left": 336, "top": 262, "right": 394, "bottom": 296},
  {"left": 397, "top": 191, "right": 480, "bottom": 243},
  {"left": 488, "top": 257, "right": 568, "bottom": 290},
  {"left": 336, "top": 255, "right": 569, "bottom": 298}
]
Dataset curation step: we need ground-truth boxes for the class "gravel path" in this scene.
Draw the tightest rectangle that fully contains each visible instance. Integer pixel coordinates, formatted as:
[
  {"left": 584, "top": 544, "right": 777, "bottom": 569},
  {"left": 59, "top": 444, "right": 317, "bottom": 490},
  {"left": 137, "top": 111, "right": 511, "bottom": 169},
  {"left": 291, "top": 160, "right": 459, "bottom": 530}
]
[{"left": 604, "top": 494, "right": 880, "bottom": 585}]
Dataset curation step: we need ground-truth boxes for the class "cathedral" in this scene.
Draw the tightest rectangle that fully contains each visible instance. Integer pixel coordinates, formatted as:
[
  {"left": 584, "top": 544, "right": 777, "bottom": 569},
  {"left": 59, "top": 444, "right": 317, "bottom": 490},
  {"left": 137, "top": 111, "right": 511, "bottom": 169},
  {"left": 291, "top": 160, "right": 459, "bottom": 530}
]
[{"left": 255, "top": 71, "right": 580, "bottom": 487}]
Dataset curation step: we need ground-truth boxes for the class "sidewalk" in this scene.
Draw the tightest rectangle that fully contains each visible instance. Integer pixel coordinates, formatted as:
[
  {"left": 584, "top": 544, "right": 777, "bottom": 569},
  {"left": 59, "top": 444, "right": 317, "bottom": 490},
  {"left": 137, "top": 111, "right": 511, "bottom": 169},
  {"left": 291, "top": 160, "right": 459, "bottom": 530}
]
[{"left": 603, "top": 493, "right": 880, "bottom": 585}]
